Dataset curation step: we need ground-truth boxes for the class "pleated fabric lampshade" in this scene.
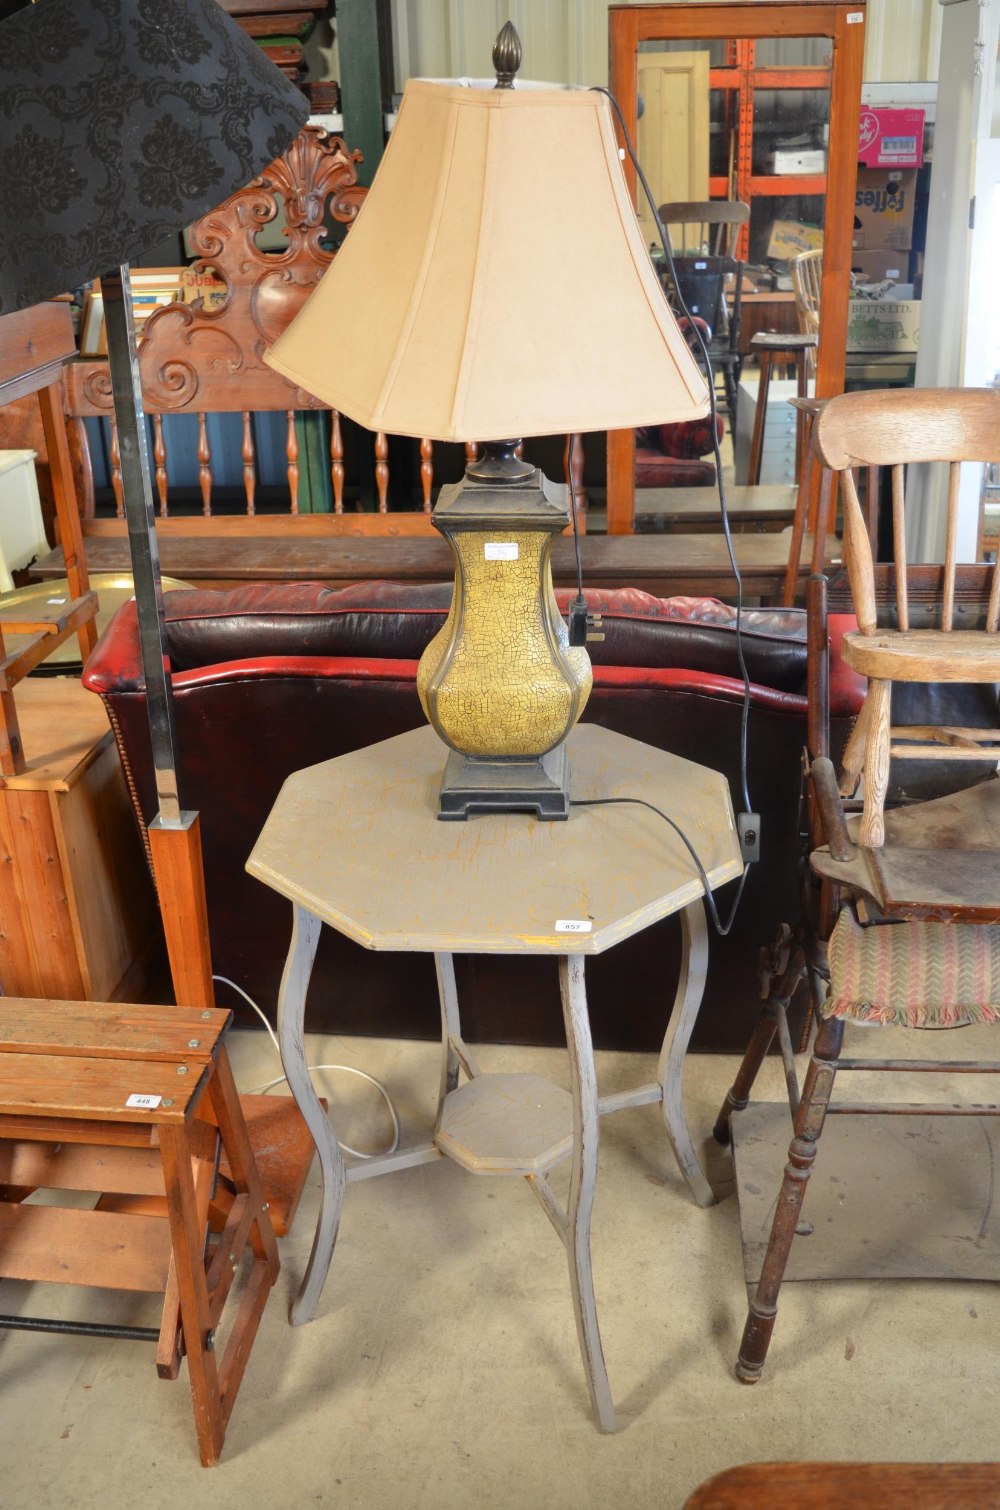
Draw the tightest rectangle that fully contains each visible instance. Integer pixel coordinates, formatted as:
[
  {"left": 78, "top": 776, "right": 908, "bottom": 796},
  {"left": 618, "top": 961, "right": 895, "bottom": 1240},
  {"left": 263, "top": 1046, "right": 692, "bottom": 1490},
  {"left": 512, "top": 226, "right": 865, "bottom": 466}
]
[
  {"left": 0, "top": 0, "right": 309, "bottom": 314},
  {"left": 264, "top": 77, "right": 710, "bottom": 440}
]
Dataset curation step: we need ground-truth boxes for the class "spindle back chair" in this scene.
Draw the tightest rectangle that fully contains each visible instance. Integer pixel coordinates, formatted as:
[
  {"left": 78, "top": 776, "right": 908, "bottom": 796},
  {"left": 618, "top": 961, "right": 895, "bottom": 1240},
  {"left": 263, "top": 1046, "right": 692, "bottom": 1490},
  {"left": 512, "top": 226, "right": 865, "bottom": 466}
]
[{"left": 813, "top": 387, "right": 1000, "bottom": 847}]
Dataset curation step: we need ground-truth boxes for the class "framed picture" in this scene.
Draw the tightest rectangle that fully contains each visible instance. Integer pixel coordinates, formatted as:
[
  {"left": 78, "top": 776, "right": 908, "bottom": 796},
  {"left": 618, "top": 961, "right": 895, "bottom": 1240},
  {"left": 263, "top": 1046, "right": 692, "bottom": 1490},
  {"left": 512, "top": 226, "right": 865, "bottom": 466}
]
[{"left": 79, "top": 269, "right": 187, "bottom": 357}]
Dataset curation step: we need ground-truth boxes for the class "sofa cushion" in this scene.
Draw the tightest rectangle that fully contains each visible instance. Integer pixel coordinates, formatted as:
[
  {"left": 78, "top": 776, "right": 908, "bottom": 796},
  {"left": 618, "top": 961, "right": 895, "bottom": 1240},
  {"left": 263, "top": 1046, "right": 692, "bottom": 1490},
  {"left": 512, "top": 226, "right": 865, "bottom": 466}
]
[
  {"left": 88, "top": 581, "right": 810, "bottom": 694},
  {"left": 634, "top": 453, "right": 716, "bottom": 488}
]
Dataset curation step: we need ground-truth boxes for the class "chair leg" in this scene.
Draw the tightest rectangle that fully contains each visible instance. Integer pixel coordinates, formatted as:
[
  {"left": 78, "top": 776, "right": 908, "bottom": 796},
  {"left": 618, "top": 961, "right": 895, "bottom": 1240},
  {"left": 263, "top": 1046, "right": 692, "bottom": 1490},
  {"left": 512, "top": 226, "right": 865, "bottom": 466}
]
[
  {"left": 736, "top": 1015, "right": 844, "bottom": 1384},
  {"left": 722, "top": 359, "right": 739, "bottom": 431},
  {"left": 837, "top": 688, "right": 870, "bottom": 798},
  {"left": 713, "top": 1004, "right": 780, "bottom": 1146},
  {"left": 714, "top": 928, "right": 806, "bottom": 1144},
  {"left": 859, "top": 678, "right": 891, "bottom": 849},
  {"left": 158, "top": 1123, "right": 226, "bottom": 1467},
  {"left": 794, "top": 352, "right": 808, "bottom": 482},
  {"left": 748, "top": 351, "right": 774, "bottom": 486}
]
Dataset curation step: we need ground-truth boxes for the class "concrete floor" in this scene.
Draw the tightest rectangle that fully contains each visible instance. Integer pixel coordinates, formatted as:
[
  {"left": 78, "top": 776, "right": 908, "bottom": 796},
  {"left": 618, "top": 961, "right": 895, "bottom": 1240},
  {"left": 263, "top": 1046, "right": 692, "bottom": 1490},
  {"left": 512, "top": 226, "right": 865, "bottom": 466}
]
[{"left": 2, "top": 1026, "right": 1000, "bottom": 1508}]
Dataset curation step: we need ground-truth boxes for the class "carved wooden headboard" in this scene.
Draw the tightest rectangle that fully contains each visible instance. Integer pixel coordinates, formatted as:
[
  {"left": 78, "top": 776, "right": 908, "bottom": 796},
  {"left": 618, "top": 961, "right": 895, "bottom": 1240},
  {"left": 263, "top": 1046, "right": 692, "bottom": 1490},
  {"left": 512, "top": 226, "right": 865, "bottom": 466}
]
[
  {"left": 62, "top": 124, "right": 436, "bottom": 521},
  {"left": 63, "top": 123, "right": 586, "bottom": 544}
]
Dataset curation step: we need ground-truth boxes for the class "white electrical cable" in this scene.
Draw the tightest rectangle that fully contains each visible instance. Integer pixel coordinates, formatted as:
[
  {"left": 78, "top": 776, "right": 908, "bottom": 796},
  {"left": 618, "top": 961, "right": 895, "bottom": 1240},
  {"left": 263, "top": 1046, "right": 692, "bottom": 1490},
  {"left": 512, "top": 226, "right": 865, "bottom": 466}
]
[{"left": 213, "top": 975, "right": 401, "bottom": 1160}]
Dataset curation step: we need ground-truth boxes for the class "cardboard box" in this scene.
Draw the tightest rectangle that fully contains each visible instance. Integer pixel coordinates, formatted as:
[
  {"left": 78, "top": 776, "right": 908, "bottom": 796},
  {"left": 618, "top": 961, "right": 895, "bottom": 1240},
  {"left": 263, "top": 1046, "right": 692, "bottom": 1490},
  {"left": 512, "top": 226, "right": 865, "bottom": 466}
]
[
  {"left": 858, "top": 107, "right": 925, "bottom": 169},
  {"left": 767, "top": 218, "right": 823, "bottom": 261},
  {"left": 853, "top": 167, "right": 917, "bottom": 251},
  {"left": 851, "top": 248, "right": 908, "bottom": 283},
  {"left": 847, "top": 298, "right": 920, "bottom": 352},
  {"left": 767, "top": 148, "right": 827, "bottom": 174}
]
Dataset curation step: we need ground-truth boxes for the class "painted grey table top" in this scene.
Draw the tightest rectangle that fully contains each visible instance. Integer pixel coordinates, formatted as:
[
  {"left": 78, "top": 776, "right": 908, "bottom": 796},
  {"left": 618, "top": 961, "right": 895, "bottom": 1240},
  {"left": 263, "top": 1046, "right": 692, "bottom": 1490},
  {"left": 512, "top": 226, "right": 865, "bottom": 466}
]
[{"left": 246, "top": 723, "right": 742, "bottom": 955}]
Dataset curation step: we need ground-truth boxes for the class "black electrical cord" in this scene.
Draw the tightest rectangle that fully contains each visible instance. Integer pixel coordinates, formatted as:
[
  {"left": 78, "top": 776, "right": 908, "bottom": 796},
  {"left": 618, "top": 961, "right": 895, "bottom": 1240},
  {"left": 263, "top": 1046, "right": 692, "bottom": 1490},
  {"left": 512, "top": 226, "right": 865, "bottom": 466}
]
[
  {"left": 585, "top": 84, "right": 754, "bottom": 819},
  {"left": 555, "top": 87, "right": 760, "bottom": 938},
  {"left": 570, "top": 796, "right": 749, "bottom": 937}
]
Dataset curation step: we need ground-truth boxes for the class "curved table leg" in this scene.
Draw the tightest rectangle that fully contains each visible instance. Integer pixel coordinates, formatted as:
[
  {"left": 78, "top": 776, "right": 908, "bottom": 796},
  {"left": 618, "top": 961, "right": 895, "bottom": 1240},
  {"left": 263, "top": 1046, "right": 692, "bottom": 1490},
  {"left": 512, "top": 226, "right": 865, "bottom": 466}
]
[
  {"left": 434, "top": 952, "right": 461, "bottom": 1134},
  {"left": 277, "top": 902, "right": 346, "bottom": 1325},
  {"left": 657, "top": 900, "right": 716, "bottom": 1208},
  {"left": 560, "top": 953, "right": 618, "bottom": 1433}
]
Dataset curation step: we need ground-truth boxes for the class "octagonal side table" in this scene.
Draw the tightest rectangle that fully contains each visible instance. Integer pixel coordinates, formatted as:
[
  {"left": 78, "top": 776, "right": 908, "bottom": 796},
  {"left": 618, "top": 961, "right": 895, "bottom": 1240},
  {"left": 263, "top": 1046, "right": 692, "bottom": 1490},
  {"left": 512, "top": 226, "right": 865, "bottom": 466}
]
[{"left": 247, "top": 723, "right": 743, "bottom": 1432}]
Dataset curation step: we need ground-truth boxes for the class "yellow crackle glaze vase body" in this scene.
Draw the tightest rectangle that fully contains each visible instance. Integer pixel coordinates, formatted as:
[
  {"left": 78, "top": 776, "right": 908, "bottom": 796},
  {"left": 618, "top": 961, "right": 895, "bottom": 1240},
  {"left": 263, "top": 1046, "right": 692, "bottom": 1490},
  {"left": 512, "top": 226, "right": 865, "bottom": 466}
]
[
  {"left": 416, "top": 472, "right": 592, "bottom": 759},
  {"left": 418, "top": 530, "right": 591, "bottom": 756}
]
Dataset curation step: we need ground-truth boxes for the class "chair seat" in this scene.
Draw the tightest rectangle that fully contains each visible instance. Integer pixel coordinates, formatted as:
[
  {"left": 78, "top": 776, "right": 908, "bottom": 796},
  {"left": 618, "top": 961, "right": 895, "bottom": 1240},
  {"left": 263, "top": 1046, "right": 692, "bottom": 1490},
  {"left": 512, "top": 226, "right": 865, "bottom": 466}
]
[
  {"left": 824, "top": 906, "right": 1000, "bottom": 1026},
  {"left": 843, "top": 628, "right": 1000, "bottom": 682},
  {"left": 749, "top": 331, "right": 817, "bottom": 351}
]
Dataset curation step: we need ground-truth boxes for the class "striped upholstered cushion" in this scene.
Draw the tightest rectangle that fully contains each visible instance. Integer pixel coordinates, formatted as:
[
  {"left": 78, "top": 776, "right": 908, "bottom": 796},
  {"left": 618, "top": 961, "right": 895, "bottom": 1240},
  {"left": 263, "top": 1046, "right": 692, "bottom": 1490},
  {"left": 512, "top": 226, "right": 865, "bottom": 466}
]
[{"left": 824, "top": 906, "right": 1000, "bottom": 1028}]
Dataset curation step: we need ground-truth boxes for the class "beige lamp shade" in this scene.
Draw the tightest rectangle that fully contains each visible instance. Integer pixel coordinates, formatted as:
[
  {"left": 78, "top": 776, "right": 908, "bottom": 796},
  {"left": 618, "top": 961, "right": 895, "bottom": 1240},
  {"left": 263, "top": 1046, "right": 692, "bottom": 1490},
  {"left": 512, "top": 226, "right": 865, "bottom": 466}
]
[{"left": 264, "top": 79, "right": 710, "bottom": 440}]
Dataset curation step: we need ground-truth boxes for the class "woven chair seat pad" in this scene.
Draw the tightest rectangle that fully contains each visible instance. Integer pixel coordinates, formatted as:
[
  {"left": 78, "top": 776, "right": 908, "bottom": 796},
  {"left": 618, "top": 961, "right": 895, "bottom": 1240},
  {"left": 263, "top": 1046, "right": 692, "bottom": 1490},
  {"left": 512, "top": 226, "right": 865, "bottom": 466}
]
[{"left": 824, "top": 906, "right": 1000, "bottom": 1028}]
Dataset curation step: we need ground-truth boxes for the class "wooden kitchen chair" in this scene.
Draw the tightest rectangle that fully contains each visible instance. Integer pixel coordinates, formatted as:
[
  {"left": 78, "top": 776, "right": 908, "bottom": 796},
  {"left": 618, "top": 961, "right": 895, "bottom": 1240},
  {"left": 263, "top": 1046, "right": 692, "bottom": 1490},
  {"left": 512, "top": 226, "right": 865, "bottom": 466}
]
[
  {"left": 658, "top": 200, "right": 749, "bottom": 426},
  {"left": 736, "top": 798, "right": 1000, "bottom": 1385},
  {"left": 790, "top": 247, "right": 822, "bottom": 376},
  {"left": 728, "top": 526, "right": 1000, "bottom": 1384},
  {"left": 715, "top": 561, "right": 1000, "bottom": 1148},
  {"left": 814, "top": 387, "right": 1000, "bottom": 847}
]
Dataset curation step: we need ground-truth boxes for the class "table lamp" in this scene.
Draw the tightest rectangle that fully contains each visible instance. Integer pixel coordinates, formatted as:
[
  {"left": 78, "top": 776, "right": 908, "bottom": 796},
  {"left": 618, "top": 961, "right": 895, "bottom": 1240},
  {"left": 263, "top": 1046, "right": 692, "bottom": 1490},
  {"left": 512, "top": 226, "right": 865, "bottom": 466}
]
[
  {"left": 265, "top": 23, "right": 710, "bottom": 820},
  {"left": 0, "top": 0, "right": 308, "bottom": 1002}
]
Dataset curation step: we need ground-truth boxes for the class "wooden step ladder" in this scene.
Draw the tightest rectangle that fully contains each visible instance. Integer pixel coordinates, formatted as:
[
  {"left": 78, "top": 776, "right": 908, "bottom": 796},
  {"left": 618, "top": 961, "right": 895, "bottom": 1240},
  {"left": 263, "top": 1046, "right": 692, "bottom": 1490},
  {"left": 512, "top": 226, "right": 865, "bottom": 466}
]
[{"left": 0, "top": 997, "right": 279, "bottom": 1466}]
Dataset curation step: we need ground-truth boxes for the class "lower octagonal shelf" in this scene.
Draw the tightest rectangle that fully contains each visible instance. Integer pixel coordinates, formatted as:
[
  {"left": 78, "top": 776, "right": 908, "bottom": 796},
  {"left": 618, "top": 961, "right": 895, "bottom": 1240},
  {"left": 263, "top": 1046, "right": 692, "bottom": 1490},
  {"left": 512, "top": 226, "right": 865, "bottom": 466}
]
[{"left": 434, "top": 1073, "right": 573, "bottom": 1175}]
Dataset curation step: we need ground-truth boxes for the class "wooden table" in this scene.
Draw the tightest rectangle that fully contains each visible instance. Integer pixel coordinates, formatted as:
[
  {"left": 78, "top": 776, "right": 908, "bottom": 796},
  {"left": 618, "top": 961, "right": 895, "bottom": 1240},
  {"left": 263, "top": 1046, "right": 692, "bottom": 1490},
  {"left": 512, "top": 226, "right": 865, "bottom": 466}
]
[
  {"left": 685, "top": 1461, "right": 1000, "bottom": 1508},
  {"left": 737, "top": 291, "right": 799, "bottom": 353},
  {"left": 633, "top": 484, "right": 798, "bottom": 534},
  {"left": 32, "top": 517, "right": 840, "bottom": 602},
  {"left": 246, "top": 722, "right": 743, "bottom": 1432}
]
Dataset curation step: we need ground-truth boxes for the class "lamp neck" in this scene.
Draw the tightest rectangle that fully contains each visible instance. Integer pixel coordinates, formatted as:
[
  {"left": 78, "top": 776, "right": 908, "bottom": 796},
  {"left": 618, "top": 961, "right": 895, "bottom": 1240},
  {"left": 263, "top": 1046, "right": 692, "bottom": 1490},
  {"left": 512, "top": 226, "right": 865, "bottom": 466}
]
[{"left": 464, "top": 439, "right": 534, "bottom": 485}]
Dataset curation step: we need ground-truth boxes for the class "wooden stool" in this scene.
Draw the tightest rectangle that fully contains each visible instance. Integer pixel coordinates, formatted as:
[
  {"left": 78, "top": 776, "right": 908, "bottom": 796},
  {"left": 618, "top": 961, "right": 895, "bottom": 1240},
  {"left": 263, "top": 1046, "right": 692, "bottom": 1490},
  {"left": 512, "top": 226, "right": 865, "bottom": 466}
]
[
  {"left": 0, "top": 998, "right": 279, "bottom": 1467},
  {"left": 746, "top": 331, "right": 818, "bottom": 487}
]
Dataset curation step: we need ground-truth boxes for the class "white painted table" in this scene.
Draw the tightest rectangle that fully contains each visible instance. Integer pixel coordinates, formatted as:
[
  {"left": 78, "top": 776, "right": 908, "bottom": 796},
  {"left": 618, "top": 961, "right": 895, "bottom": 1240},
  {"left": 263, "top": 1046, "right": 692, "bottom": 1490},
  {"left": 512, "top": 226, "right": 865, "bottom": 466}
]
[{"left": 246, "top": 723, "right": 742, "bottom": 1432}]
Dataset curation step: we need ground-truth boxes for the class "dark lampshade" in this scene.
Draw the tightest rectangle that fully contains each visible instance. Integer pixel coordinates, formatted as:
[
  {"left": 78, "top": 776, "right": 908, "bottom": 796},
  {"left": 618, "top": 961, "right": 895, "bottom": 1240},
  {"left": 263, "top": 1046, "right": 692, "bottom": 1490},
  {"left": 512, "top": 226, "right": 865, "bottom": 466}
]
[{"left": 0, "top": 0, "right": 309, "bottom": 314}]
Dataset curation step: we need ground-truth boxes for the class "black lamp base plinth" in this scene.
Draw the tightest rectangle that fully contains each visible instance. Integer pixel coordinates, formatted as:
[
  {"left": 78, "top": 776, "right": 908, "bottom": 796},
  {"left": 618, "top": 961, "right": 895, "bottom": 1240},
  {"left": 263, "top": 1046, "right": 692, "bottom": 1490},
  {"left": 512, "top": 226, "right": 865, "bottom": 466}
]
[{"left": 437, "top": 745, "right": 569, "bottom": 821}]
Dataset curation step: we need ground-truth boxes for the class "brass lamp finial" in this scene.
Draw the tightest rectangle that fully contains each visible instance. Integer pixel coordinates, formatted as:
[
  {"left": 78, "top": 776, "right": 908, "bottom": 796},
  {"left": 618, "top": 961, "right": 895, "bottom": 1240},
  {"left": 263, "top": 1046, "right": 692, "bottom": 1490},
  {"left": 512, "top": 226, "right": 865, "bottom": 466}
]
[{"left": 493, "top": 22, "right": 521, "bottom": 89}]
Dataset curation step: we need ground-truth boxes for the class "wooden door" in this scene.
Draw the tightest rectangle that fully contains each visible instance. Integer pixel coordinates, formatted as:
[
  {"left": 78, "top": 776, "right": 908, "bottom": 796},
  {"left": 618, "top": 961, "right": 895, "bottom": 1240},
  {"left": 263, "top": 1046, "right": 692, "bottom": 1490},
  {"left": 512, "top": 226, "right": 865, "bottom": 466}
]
[{"left": 636, "top": 50, "right": 710, "bottom": 249}]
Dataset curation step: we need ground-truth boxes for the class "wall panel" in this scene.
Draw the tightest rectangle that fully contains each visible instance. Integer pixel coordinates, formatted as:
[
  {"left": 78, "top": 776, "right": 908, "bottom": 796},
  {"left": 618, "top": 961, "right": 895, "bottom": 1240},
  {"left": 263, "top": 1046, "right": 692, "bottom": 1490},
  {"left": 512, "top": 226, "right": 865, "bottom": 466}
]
[{"left": 391, "top": 0, "right": 609, "bottom": 88}]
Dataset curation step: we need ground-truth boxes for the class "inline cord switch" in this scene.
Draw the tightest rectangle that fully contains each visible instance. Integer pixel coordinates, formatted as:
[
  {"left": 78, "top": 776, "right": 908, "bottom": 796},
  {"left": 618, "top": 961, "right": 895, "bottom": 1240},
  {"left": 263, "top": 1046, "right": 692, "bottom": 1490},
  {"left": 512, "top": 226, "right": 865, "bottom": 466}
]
[{"left": 738, "top": 812, "right": 761, "bottom": 864}]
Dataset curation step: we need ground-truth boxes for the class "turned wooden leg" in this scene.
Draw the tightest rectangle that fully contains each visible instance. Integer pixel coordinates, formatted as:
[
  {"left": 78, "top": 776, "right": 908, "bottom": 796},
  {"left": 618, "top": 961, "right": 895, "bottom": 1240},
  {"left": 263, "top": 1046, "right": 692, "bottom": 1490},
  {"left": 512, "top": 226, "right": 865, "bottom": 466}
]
[
  {"left": 859, "top": 678, "right": 891, "bottom": 849},
  {"left": 714, "top": 934, "right": 805, "bottom": 1145},
  {"left": 713, "top": 1007, "right": 780, "bottom": 1147},
  {"left": 736, "top": 1015, "right": 844, "bottom": 1384}
]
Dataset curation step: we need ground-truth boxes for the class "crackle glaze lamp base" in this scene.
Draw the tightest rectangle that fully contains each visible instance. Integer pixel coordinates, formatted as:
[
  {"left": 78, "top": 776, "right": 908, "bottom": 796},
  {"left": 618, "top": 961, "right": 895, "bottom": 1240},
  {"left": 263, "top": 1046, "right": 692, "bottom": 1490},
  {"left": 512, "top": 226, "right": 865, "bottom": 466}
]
[
  {"left": 263, "top": 22, "right": 710, "bottom": 821},
  {"left": 416, "top": 440, "right": 591, "bottom": 820}
]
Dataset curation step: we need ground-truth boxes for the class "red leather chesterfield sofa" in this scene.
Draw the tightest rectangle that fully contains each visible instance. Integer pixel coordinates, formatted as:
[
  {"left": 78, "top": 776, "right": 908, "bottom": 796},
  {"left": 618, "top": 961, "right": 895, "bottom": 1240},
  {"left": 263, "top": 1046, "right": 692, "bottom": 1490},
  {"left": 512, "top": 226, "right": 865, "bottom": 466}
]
[
  {"left": 83, "top": 581, "right": 862, "bottom": 1052},
  {"left": 634, "top": 414, "right": 725, "bottom": 489}
]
